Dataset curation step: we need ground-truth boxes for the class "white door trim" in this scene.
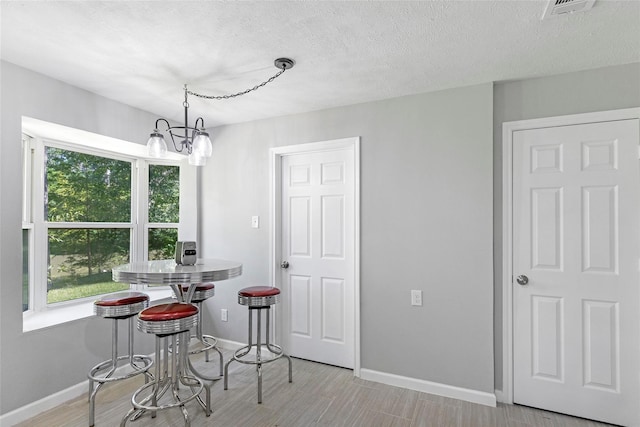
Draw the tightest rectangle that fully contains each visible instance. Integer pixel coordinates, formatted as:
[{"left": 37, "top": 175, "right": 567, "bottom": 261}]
[
  {"left": 269, "top": 137, "right": 361, "bottom": 376},
  {"left": 501, "top": 107, "right": 640, "bottom": 404}
]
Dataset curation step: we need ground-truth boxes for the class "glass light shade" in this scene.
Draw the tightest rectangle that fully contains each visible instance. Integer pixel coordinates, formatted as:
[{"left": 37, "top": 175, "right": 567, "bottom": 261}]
[
  {"left": 147, "top": 132, "right": 167, "bottom": 158},
  {"left": 188, "top": 151, "right": 207, "bottom": 166},
  {"left": 191, "top": 131, "right": 212, "bottom": 157}
]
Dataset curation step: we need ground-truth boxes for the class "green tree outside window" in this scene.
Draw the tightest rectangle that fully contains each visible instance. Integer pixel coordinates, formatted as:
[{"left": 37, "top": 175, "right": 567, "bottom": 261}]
[
  {"left": 45, "top": 147, "right": 131, "bottom": 303},
  {"left": 148, "top": 164, "right": 179, "bottom": 260}
]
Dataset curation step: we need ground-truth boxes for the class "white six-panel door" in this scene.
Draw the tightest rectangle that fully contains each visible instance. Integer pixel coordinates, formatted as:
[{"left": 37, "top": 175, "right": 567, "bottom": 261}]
[
  {"left": 279, "top": 147, "right": 355, "bottom": 368},
  {"left": 513, "top": 119, "right": 640, "bottom": 426}
]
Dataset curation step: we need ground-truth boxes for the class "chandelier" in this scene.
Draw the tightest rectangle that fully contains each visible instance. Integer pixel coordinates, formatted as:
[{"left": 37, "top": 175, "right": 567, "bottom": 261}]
[{"left": 147, "top": 58, "right": 295, "bottom": 166}]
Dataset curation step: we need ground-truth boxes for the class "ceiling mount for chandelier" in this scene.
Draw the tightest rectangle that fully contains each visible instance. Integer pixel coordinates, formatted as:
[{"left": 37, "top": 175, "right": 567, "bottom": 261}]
[{"left": 147, "top": 58, "right": 295, "bottom": 166}]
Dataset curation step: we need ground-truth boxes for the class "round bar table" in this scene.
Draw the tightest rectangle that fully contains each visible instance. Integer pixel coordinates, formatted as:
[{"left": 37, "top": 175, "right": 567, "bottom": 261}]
[
  {"left": 112, "top": 258, "right": 242, "bottom": 424},
  {"left": 112, "top": 258, "right": 242, "bottom": 301}
]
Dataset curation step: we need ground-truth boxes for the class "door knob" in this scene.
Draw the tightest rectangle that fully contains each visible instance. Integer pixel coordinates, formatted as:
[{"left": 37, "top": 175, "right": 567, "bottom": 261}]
[
  {"left": 280, "top": 261, "right": 289, "bottom": 269},
  {"left": 516, "top": 275, "right": 529, "bottom": 285}
]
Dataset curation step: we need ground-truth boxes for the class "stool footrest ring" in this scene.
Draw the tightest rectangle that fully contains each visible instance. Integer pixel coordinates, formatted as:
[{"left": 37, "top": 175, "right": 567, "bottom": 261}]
[
  {"left": 230, "top": 343, "right": 286, "bottom": 365},
  {"left": 130, "top": 376, "right": 204, "bottom": 412},
  {"left": 189, "top": 334, "right": 217, "bottom": 355},
  {"left": 122, "top": 375, "right": 205, "bottom": 426},
  {"left": 169, "top": 334, "right": 219, "bottom": 355},
  {"left": 88, "top": 355, "right": 153, "bottom": 383}
]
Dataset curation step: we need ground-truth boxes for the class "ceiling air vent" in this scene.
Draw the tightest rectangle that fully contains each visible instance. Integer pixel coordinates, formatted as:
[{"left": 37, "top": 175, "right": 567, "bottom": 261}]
[{"left": 542, "top": 0, "right": 595, "bottom": 19}]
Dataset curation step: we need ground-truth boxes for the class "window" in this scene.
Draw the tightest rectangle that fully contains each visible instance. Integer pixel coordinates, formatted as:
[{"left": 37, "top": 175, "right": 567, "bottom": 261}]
[
  {"left": 45, "top": 147, "right": 132, "bottom": 303},
  {"left": 147, "top": 164, "right": 179, "bottom": 261},
  {"left": 22, "top": 119, "right": 184, "bottom": 316}
]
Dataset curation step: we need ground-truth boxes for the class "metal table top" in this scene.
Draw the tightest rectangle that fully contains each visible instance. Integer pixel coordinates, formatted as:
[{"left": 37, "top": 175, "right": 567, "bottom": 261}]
[{"left": 112, "top": 258, "right": 242, "bottom": 285}]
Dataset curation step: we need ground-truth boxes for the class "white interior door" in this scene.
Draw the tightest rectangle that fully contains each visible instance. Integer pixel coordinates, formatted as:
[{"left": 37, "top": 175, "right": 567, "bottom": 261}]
[
  {"left": 280, "top": 147, "right": 355, "bottom": 368},
  {"left": 513, "top": 119, "right": 640, "bottom": 426}
]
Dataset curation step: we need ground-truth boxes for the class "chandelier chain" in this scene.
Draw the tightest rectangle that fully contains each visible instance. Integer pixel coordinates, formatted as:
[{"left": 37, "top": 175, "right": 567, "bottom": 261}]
[{"left": 186, "top": 68, "right": 287, "bottom": 100}]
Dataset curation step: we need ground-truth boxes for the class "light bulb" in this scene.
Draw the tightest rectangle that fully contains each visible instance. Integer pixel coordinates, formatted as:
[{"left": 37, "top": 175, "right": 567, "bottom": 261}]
[
  {"left": 147, "top": 131, "right": 167, "bottom": 158},
  {"left": 192, "top": 131, "right": 212, "bottom": 157}
]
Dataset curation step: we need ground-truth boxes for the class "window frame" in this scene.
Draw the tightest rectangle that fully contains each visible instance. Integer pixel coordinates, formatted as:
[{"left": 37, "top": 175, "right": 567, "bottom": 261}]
[
  {"left": 139, "top": 161, "right": 180, "bottom": 262},
  {"left": 22, "top": 134, "right": 35, "bottom": 311},
  {"left": 22, "top": 119, "right": 185, "bottom": 319}
]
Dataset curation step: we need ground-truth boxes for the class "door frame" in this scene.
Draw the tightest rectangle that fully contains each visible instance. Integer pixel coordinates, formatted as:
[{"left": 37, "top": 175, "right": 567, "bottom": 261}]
[
  {"left": 269, "top": 137, "right": 361, "bottom": 376},
  {"left": 501, "top": 107, "right": 640, "bottom": 404}
]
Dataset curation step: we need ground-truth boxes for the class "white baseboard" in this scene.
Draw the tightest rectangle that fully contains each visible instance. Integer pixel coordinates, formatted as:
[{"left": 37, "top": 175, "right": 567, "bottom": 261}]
[
  {"left": 359, "top": 369, "right": 497, "bottom": 407},
  {"left": 0, "top": 340, "right": 254, "bottom": 426},
  {"left": 0, "top": 380, "right": 88, "bottom": 427},
  {"left": 494, "top": 389, "right": 505, "bottom": 403},
  {"left": 0, "top": 354, "right": 155, "bottom": 427}
]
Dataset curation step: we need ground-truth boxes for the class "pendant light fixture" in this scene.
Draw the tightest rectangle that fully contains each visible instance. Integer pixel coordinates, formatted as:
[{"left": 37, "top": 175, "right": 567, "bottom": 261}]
[{"left": 147, "top": 58, "right": 295, "bottom": 166}]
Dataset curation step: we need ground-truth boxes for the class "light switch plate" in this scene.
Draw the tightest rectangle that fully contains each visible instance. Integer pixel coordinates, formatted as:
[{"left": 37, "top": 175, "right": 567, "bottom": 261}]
[{"left": 251, "top": 216, "right": 260, "bottom": 228}]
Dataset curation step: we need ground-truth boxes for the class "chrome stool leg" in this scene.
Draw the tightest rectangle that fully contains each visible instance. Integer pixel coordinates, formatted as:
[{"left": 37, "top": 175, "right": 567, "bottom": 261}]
[
  {"left": 265, "top": 305, "right": 293, "bottom": 383},
  {"left": 195, "top": 300, "right": 224, "bottom": 373},
  {"left": 172, "top": 283, "right": 224, "bottom": 381}
]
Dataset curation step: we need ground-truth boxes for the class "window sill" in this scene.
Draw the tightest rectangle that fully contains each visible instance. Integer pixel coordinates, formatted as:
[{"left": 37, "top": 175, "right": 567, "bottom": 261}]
[{"left": 22, "top": 288, "right": 174, "bottom": 332}]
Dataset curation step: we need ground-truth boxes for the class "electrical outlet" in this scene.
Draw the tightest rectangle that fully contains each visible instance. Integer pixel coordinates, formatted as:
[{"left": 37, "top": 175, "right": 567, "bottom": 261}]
[
  {"left": 411, "top": 290, "right": 423, "bottom": 306},
  {"left": 221, "top": 308, "right": 228, "bottom": 322}
]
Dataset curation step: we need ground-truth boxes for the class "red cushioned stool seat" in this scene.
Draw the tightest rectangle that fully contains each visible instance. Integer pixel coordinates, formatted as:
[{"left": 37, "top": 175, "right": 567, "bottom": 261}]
[
  {"left": 137, "top": 303, "right": 198, "bottom": 335},
  {"left": 179, "top": 283, "right": 215, "bottom": 303},
  {"left": 238, "top": 286, "right": 281, "bottom": 307},
  {"left": 96, "top": 291, "right": 149, "bottom": 306},
  {"left": 94, "top": 291, "right": 150, "bottom": 318}
]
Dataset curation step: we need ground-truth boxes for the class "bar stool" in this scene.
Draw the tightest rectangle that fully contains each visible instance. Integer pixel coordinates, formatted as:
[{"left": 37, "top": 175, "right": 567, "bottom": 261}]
[
  {"left": 224, "top": 286, "right": 292, "bottom": 403},
  {"left": 88, "top": 292, "right": 153, "bottom": 427},
  {"left": 172, "top": 283, "right": 224, "bottom": 380},
  {"left": 121, "top": 303, "right": 211, "bottom": 426}
]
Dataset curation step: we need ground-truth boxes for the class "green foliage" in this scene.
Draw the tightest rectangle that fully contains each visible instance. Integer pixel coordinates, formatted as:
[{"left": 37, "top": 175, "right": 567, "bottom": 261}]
[
  {"left": 46, "top": 147, "right": 131, "bottom": 222},
  {"left": 48, "top": 228, "right": 130, "bottom": 277},
  {"left": 147, "top": 165, "right": 180, "bottom": 261},
  {"left": 46, "top": 147, "right": 133, "bottom": 281},
  {"left": 47, "top": 281, "right": 129, "bottom": 304},
  {"left": 148, "top": 228, "right": 178, "bottom": 260},
  {"left": 149, "top": 164, "right": 179, "bottom": 223}
]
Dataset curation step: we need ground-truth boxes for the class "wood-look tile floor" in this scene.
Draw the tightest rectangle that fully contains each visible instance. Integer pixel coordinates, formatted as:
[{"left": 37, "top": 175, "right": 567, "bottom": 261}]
[{"left": 17, "top": 350, "right": 616, "bottom": 427}]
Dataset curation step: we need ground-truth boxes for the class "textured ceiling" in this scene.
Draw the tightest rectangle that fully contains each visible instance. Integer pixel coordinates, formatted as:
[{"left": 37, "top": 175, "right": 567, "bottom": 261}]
[{"left": 1, "top": 1, "right": 639, "bottom": 128}]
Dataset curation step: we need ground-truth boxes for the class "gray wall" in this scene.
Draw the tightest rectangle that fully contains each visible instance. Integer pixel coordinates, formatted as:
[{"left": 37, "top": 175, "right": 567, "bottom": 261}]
[
  {"left": 0, "top": 61, "right": 158, "bottom": 414},
  {"left": 198, "top": 83, "right": 496, "bottom": 393},
  {"left": 492, "top": 62, "right": 640, "bottom": 391}
]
